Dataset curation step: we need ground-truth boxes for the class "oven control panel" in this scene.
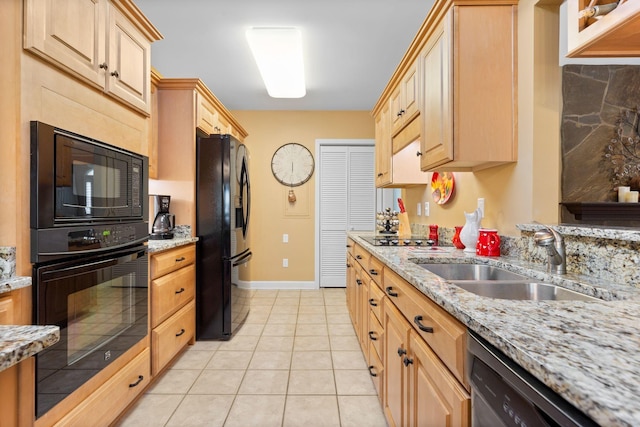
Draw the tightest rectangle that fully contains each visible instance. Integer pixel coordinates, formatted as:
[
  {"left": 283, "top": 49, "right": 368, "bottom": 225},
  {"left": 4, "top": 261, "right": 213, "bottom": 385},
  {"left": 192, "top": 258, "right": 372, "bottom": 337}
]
[{"left": 68, "top": 225, "right": 137, "bottom": 251}]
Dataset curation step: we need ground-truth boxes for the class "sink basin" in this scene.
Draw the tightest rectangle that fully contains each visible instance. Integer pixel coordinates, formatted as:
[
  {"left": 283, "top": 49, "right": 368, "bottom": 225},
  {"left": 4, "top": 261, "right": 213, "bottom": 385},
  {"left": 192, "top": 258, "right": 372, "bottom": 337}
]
[
  {"left": 420, "top": 263, "right": 529, "bottom": 281},
  {"left": 453, "top": 281, "right": 600, "bottom": 302},
  {"left": 418, "top": 263, "right": 600, "bottom": 302}
]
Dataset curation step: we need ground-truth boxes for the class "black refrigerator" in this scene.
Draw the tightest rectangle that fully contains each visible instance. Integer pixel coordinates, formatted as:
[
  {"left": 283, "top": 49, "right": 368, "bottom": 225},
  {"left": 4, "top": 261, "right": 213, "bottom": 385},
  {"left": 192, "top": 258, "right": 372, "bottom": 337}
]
[{"left": 195, "top": 134, "right": 251, "bottom": 340}]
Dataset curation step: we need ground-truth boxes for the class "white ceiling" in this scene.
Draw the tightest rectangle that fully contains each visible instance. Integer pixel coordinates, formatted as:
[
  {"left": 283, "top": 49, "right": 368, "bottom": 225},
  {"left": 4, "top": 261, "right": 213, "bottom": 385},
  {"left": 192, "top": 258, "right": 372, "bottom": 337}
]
[{"left": 135, "top": 0, "right": 435, "bottom": 111}]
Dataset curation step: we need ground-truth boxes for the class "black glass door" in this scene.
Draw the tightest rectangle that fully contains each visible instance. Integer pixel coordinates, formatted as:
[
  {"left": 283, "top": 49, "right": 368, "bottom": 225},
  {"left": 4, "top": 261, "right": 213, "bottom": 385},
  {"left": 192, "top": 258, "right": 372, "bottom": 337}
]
[{"left": 34, "top": 245, "right": 148, "bottom": 418}]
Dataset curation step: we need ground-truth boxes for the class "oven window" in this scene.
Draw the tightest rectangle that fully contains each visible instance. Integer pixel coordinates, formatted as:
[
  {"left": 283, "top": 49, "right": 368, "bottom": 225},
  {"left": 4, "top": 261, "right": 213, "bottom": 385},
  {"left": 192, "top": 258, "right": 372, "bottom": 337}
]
[
  {"left": 55, "top": 134, "right": 129, "bottom": 219},
  {"left": 35, "top": 248, "right": 148, "bottom": 418},
  {"left": 66, "top": 272, "right": 137, "bottom": 365}
]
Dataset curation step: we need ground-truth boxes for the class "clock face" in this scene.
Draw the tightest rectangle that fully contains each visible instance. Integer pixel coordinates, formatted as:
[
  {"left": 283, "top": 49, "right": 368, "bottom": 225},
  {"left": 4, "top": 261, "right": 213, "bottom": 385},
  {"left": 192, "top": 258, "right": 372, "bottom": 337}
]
[{"left": 271, "top": 143, "right": 315, "bottom": 187}]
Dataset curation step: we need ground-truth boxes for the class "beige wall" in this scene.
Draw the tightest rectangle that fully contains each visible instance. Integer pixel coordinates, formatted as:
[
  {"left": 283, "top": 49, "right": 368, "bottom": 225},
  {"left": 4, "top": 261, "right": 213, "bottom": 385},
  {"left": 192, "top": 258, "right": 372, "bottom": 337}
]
[
  {"left": 231, "top": 111, "right": 374, "bottom": 283},
  {"left": 404, "top": 1, "right": 562, "bottom": 236}
]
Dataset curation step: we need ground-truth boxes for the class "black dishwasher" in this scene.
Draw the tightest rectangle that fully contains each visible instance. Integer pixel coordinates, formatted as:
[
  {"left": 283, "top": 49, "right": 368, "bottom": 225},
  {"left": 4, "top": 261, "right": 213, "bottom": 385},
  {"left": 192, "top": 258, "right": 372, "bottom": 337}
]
[{"left": 468, "top": 330, "right": 600, "bottom": 427}]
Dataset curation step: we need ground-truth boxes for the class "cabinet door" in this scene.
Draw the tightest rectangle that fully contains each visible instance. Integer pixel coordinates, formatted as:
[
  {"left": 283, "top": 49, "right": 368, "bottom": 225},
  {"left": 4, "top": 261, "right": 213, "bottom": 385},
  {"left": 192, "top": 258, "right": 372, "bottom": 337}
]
[
  {"left": 401, "top": 62, "right": 420, "bottom": 125},
  {"left": 24, "top": 0, "right": 106, "bottom": 88},
  {"left": 390, "top": 85, "right": 403, "bottom": 134},
  {"left": 196, "top": 93, "right": 217, "bottom": 135},
  {"left": 375, "top": 102, "right": 392, "bottom": 187},
  {"left": 106, "top": 4, "right": 152, "bottom": 114},
  {"left": 383, "top": 300, "right": 410, "bottom": 427},
  {"left": 0, "top": 295, "right": 14, "bottom": 325},
  {"left": 346, "top": 253, "right": 356, "bottom": 322},
  {"left": 408, "top": 331, "right": 470, "bottom": 427},
  {"left": 420, "top": 15, "right": 452, "bottom": 171},
  {"left": 358, "top": 277, "right": 370, "bottom": 357}
]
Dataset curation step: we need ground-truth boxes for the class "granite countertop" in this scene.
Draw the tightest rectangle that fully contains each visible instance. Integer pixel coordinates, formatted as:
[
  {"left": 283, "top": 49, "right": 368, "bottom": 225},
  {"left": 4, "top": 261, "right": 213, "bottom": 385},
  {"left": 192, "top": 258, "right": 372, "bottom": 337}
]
[
  {"left": 349, "top": 233, "right": 640, "bottom": 427},
  {"left": 0, "top": 325, "right": 60, "bottom": 373},
  {"left": 147, "top": 236, "right": 199, "bottom": 253},
  {"left": 0, "top": 276, "right": 32, "bottom": 296}
]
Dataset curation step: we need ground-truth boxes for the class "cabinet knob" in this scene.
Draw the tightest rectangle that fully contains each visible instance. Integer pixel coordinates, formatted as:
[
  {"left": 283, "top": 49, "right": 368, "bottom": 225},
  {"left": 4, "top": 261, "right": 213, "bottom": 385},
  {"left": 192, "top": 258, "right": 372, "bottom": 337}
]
[
  {"left": 110, "top": 70, "right": 119, "bottom": 78},
  {"left": 369, "top": 269, "right": 378, "bottom": 276},
  {"left": 386, "top": 286, "right": 398, "bottom": 297},
  {"left": 368, "top": 298, "right": 378, "bottom": 307},
  {"left": 377, "top": 173, "right": 383, "bottom": 177},
  {"left": 416, "top": 151, "right": 422, "bottom": 157},
  {"left": 176, "top": 257, "right": 186, "bottom": 262},
  {"left": 403, "top": 356, "right": 414, "bottom": 367},
  {"left": 397, "top": 347, "right": 407, "bottom": 357},
  {"left": 175, "top": 328, "right": 186, "bottom": 337},
  {"left": 356, "top": 279, "right": 363, "bottom": 286},
  {"left": 175, "top": 287, "right": 185, "bottom": 294},
  {"left": 99, "top": 62, "right": 108, "bottom": 70},
  {"left": 368, "top": 331, "right": 377, "bottom": 341}
]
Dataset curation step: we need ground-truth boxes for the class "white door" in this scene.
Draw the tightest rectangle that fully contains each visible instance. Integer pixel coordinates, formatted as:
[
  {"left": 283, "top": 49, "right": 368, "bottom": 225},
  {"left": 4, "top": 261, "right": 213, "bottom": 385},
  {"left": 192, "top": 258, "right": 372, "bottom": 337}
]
[{"left": 317, "top": 141, "right": 375, "bottom": 287}]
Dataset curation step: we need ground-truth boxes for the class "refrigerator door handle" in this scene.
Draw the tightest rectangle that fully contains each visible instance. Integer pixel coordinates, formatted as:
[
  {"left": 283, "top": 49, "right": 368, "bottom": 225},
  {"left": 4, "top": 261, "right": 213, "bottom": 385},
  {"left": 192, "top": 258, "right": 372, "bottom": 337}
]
[
  {"left": 226, "top": 248, "right": 251, "bottom": 262},
  {"left": 232, "top": 250, "right": 252, "bottom": 267}
]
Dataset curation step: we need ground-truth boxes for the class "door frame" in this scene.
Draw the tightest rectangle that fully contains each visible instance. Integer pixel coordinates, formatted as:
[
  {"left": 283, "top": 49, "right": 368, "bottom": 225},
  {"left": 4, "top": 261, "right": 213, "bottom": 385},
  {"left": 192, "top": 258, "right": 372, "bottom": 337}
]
[{"left": 315, "top": 138, "right": 375, "bottom": 288}]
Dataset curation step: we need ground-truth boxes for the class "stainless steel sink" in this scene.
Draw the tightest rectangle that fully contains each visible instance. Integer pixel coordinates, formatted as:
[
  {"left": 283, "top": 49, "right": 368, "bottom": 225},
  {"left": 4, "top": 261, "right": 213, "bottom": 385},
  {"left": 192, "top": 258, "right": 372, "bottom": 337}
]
[
  {"left": 453, "top": 281, "right": 600, "bottom": 302},
  {"left": 418, "top": 263, "right": 600, "bottom": 302},
  {"left": 420, "top": 263, "right": 529, "bottom": 281}
]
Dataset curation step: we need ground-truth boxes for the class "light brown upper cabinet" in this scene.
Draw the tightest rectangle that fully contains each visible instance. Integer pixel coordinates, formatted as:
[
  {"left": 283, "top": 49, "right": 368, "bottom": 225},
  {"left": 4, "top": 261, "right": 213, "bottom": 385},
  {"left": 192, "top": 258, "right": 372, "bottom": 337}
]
[
  {"left": 372, "top": 0, "right": 518, "bottom": 176},
  {"left": 391, "top": 62, "right": 420, "bottom": 136},
  {"left": 420, "top": 3, "right": 518, "bottom": 171},
  {"left": 567, "top": 0, "right": 640, "bottom": 57},
  {"left": 24, "top": 0, "right": 162, "bottom": 115},
  {"left": 375, "top": 102, "right": 392, "bottom": 187}
]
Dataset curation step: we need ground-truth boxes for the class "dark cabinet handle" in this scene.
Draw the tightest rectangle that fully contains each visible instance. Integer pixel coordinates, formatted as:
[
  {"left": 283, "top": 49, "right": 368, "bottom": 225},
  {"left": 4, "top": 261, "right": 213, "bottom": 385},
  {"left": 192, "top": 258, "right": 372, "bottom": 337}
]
[
  {"left": 414, "top": 315, "right": 434, "bottom": 333},
  {"left": 368, "top": 331, "right": 377, "bottom": 341},
  {"left": 175, "top": 287, "right": 185, "bottom": 294},
  {"left": 356, "top": 255, "right": 362, "bottom": 260},
  {"left": 377, "top": 173, "right": 383, "bottom": 177},
  {"left": 346, "top": 263, "right": 351, "bottom": 268},
  {"left": 176, "top": 328, "right": 186, "bottom": 337},
  {"left": 403, "top": 357, "right": 414, "bottom": 367},
  {"left": 368, "top": 298, "right": 378, "bottom": 307},
  {"left": 346, "top": 244, "right": 352, "bottom": 248},
  {"left": 416, "top": 151, "right": 422, "bottom": 156},
  {"left": 129, "top": 375, "right": 144, "bottom": 388},
  {"left": 110, "top": 70, "right": 119, "bottom": 78},
  {"left": 99, "top": 62, "right": 108, "bottom": 70},
  {"left": 356, "top": 279, "right": 363, "bottom": 286},
  {"left": 369, "top": 269, "right": 378, "bottom": 276},
  {"left": 397, "top": 347, "right": 407, "bottom": 357},
  {"left": 176, "top": 257, "right": 186, "bottom": 262},
  {"left": 368, "top": 365, "right": 378, "bottom": 377},
  {"left": 386, "top": 287, "right": 398, "bottom": 297}
]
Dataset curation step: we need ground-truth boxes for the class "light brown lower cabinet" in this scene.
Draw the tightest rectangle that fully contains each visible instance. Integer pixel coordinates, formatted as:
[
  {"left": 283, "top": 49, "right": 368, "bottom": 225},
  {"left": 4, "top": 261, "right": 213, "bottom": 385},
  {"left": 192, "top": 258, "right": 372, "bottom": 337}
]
[
  {"left": 347, "top": 242, "right": 470, "bottom": 427},
  {"left": 54, "top": 348, "right": 151, "bottom": 427}
]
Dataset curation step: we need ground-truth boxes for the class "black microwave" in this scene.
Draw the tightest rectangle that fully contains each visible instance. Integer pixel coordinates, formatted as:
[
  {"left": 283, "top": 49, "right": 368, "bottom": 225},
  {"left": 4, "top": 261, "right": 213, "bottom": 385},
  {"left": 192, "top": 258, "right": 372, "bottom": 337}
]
[{"left": 30, "top": 121, "right": 148, "bottom": 229}]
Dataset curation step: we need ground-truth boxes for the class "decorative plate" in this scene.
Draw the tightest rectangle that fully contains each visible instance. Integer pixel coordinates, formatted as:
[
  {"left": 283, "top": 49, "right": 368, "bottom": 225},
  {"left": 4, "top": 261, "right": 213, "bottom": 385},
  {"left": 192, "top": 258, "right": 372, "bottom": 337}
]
[{"left": 431, "top": 172, "right": 455, "bottom": 204}]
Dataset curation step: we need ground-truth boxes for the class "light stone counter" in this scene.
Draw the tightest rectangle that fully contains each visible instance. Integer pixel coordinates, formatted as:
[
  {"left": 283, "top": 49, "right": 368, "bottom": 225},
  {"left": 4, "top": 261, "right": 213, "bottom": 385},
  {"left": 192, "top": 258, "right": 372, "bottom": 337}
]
[
  {"left": 349, "top": 232, "right": 640, "bottom": 427},
  {"left": 0, "top": 326, "right": 60, "bottom": 373},
  {"left": 0, "top": 276, "right": 32, "bottom": 295},
  {"left": 147, "top": 236, "right": 199, "bottom": 253}
]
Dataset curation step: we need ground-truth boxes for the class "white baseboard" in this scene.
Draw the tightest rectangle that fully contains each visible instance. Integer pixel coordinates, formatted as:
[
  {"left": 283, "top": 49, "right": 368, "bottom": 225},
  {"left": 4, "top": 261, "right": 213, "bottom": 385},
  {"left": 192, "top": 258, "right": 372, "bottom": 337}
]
[{"left": 236, "top": 280, "right": 318, "bottom": 290}]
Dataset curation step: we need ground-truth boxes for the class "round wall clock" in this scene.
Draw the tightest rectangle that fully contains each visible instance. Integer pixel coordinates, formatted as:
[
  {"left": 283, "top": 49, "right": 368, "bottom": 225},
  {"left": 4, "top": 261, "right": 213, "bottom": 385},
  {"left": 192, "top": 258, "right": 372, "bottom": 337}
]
[{"left": 271, "top": 143, "right": 315, "bottom": 187}]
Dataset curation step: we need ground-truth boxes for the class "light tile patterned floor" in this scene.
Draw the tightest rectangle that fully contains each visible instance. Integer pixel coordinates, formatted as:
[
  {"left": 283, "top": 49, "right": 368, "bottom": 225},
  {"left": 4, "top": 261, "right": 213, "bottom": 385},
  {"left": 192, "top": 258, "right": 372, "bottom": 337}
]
[{"left": 116, "top": 288, "right": 388, "bottom": 427}]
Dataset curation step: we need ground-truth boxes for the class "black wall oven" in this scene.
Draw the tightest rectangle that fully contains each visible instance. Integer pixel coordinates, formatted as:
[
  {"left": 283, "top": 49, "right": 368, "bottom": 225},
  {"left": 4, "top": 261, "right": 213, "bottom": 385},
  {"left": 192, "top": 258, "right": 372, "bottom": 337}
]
[{"left": 30, "top": 122, "right": 150, "bottom": 419}]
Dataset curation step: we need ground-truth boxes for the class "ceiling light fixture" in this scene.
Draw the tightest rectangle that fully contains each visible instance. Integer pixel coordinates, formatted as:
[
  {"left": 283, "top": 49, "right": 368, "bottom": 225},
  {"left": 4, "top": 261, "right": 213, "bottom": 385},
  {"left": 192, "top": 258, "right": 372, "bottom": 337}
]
[{"left": 246, "top": 27, "right": 306, "bottom": 98}]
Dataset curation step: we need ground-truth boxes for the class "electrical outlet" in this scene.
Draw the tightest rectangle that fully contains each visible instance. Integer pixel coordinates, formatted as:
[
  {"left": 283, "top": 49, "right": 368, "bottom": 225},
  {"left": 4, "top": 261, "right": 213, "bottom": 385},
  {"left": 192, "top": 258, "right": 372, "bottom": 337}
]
[
  {"left": 424, "top": 202, "right": 430, "bottom": 216},
  {"left": 283, "top": 234, "right": 288, "bottom": 243},
  {"left": 416, "top": 203, "right": 421, "bottom": 216},
  {"left": 283, "top": 258, "right": 288, "bottom": 267},
  {"left": 478, "top": 198, "right": 485, "bottom": 218}
]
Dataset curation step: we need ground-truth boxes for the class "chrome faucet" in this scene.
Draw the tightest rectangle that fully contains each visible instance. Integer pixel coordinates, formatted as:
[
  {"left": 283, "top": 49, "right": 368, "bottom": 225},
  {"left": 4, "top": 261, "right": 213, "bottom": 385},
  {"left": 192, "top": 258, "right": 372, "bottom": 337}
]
[{"left": 534, "top": 226, "right": 566, "bottom": 274}]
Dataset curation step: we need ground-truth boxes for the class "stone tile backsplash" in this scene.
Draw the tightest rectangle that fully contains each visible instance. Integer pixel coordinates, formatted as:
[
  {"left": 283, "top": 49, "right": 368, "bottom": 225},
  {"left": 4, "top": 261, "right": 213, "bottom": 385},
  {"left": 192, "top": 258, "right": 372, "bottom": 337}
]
[{"left": 0, "top": 247, "right": 16, "bottom": 279}]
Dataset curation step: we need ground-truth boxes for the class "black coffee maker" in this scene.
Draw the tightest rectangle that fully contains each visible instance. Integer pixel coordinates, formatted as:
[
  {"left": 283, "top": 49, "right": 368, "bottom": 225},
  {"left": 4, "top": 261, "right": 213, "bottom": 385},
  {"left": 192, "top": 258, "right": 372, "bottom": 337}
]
[{"left": 150, "top": 195, "right": 175, "bottom": 240}]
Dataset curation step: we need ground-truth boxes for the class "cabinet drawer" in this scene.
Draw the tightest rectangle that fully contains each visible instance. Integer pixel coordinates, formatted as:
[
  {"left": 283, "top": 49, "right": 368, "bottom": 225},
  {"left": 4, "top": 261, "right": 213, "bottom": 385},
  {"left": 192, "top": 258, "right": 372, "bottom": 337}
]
[
  {"left": 55, "top": 348, "right": 151, "bottom": 427},
  {"left": 151, "top": 264, "right": 195, "bottom": 328},
  {"left": 347, "top": 238, "right": 355, "bottom": 257},
  {"left": 368, "top": 340, "right": 384, "bottom": 403},
  {"left": 368, "top": 282, "right": 385, "bottom": 324},
  {"left": 150, "top": 244, "right": 195, "bottom": 278},
  {"left": 368, "top": 256, "right": 384, "bottom": 288},
  {"left": 368, "top": 310, "right": 384, "bottom": 362},
  {"left": 384, "top": 268, "right": 467, "bottom": 386},
  {"left": 152, "top": 300, "right": 195, "bottom": 375},
  {"left": 353, "top": 244, "right": 370, "bottom": 269}
]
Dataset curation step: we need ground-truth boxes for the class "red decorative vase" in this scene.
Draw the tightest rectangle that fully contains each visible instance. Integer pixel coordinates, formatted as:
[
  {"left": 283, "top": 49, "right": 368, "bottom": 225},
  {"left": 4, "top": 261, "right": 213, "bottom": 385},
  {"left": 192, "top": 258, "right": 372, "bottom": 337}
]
[{"left": 452, "top": 226, "right": 465, "bottom": 249}]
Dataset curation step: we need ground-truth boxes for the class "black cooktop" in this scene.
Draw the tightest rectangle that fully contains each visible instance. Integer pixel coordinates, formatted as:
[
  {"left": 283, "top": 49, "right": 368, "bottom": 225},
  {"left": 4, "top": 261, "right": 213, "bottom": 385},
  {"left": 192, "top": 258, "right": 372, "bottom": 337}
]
[{"left": 361, "top": 235, "right": 435, "bottom": 247}]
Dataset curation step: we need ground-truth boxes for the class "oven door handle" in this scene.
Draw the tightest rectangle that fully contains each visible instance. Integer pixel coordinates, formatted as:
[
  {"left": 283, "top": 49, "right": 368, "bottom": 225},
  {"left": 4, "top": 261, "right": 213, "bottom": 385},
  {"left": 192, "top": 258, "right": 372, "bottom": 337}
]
[{"left": 37, "top": 235, "right": 149, "bottom": 257}]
